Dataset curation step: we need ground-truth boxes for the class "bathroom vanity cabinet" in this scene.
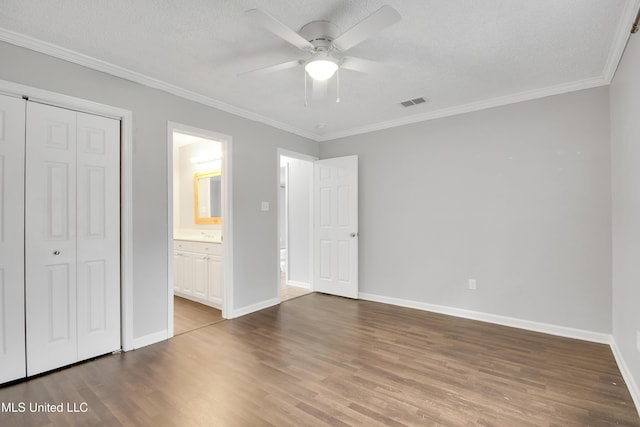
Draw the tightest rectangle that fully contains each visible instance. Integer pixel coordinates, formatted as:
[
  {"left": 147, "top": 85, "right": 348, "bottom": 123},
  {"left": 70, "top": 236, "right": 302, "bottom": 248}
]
[{"left": 173, "top": 240, "right": 222, "bottom": 309}]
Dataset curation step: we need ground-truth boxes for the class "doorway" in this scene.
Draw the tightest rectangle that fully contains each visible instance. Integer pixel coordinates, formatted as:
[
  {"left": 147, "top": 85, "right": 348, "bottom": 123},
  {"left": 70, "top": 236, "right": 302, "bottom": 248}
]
[
  {"left": 167, "top": 123, "right": 233, "bottom": 337},
  {"left": 278, "top": 152, "right": 360, "bottom": 302},
  {"left": 278, "top": 150, "right": 315, "bottom": 302}
]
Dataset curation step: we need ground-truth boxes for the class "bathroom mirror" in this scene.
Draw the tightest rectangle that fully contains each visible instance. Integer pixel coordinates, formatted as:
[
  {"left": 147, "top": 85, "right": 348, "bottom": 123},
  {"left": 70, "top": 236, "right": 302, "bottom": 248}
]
[{"left": 194, "top": 170, "right": 222, "bottom": 224}]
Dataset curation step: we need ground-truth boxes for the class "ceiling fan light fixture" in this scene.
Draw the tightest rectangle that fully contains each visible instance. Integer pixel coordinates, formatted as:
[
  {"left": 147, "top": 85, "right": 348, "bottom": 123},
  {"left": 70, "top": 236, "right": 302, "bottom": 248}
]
[{"left": 305, "top": 59, "right": 338, "bottom": 81}]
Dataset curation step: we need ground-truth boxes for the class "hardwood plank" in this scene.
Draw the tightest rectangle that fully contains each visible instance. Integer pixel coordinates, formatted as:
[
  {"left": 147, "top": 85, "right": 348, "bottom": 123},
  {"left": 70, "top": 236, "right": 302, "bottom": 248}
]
[
  {"left": 173, "top": 296, "right": 223, "bottom": 335},
  {"left": 0, "top": 293, "right": 638, "bottom": 426}
]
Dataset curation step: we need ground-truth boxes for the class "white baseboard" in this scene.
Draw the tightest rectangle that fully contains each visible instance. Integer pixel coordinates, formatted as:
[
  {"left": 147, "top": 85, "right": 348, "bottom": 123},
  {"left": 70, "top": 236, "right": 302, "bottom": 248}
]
[
  {"left": 358, "top": 292, "right": 612, "bottom": 344},
  {"left": 286, "top": 280, "right": 311, "bottom": 290},
  {"left": 610, "top": 339, "right": 640, "bottom": 417},
  {"left": 230, "top": 297, "right": 279, "bottom": 319},
  {"left": 132, "top": 330, "right": 168, "bottom": 349}
]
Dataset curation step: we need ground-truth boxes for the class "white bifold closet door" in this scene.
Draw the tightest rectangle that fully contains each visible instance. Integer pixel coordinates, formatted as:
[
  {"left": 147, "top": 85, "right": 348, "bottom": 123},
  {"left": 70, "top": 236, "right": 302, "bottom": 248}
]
[
  {"left": 0, "top": 94, "right": 26, "bottom": 383},
  {"left": 25, "top": 102, "right": 120, "bottom": 376}
]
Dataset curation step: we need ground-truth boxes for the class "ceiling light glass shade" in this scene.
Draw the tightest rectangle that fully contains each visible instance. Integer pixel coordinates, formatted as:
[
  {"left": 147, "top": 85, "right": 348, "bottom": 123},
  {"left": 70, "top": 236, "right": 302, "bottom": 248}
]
[{"left": 305, "top": 59, "right": 338, "bottom": 81}]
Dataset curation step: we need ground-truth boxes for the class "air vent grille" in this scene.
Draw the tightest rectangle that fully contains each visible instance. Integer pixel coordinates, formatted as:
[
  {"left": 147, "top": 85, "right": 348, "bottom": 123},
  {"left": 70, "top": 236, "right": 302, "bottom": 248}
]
[{"left": 399, "top": 97, "right": 427, "bottom": 108}]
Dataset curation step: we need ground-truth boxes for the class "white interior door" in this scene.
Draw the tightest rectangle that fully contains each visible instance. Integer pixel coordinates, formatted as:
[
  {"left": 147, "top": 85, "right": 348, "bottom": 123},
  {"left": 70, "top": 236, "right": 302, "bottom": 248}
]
[
  {"left": 25, "top": 102, "right": 79, "bottom": 376},
  {"left": 313, "top": 155, "right": 358, "bottom": 298},
  {"left": 25, "top": 103, "right": 120, "bottom": 376},
  {"left": 0, "top": 94, "right": 26, "bottom": 383},
  {"left": 76, "top": 111, "right": 120, "bottom": 360}
]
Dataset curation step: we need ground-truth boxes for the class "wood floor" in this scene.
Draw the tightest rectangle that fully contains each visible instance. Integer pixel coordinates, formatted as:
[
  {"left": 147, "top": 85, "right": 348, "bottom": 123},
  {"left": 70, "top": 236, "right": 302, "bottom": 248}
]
[
  {"left": 1, "top": 293, "right": 638, "bottom": 426},
  {"left": 173, "top": 296, "right": 223, "bottom": 335}
]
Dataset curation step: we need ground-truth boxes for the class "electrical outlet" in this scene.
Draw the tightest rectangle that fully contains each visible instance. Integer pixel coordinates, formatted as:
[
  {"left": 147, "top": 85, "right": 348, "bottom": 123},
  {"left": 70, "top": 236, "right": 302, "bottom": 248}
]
[
  {"left": 468, "top": 279, "right": 477, "bottom": 290},
  {"left": 261, "top": 201, "right": 269, "bottom": 211}
]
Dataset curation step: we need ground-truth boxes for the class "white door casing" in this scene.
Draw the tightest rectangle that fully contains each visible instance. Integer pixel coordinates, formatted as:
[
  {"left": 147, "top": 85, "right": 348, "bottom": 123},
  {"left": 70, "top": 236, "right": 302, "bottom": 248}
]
[
  {"left": 0, "top": 94, "right": 26, "bottom": 383},
  {"left": 313, "top": 155, "right": 359, "bottom": 299},
  {"left": 25, "top": 102, "right": 79, "bottom": 375},
  {"left": 25, "top": 102, "right": 120, "bottom": 376}
]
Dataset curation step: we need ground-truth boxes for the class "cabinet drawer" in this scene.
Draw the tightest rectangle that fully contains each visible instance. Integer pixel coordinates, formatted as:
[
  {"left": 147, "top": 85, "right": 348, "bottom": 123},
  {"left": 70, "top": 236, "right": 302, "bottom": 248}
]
[
  {"left": 174, "top": 240, "right": 222, "bottom": 255},
  {"left": 174, "top": 240, "right": 196, "bottom": 252},
  {"left": 192, "top": 242, "right": 221, "bottom": 255}
]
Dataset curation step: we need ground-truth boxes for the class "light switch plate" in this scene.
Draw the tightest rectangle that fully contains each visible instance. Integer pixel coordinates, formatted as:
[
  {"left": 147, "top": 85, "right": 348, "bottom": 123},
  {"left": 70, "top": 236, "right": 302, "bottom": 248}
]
[{"left": 261, "top": 201, "right": 269, "bottom": 211}]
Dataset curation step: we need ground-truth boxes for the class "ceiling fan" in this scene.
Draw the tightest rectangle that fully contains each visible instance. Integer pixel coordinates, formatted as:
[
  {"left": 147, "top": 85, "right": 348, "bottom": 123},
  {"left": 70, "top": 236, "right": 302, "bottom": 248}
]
[{"left": 239, "top": 5, "right": 401, "bottom": 101}]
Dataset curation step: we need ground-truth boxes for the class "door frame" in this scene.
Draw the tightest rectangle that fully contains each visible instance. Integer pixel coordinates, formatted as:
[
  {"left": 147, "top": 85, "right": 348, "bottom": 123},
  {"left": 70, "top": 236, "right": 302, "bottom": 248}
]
[
  {"left": 277, "top": 148, "right": 317, "bottom": 301},
  {"left": 0, "top": 78, "right": 135, "bottom": 351},
  {"left": 167, "top": 122, "right": 233, "bottom": 334}
]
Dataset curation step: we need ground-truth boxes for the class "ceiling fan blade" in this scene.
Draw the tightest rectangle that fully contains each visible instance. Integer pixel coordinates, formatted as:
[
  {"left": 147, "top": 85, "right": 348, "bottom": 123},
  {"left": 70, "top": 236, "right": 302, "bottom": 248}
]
[
  {"left": 340, "top": 56, "right": 391, "bottom": 74},
  {"left": 237, "top": 60, "right": 301, "bottom": 78},
  {"left": 245, "top": 9, "right": 314, "bottom": 51},
  {"left": 333, "top": 5, "right": 401, "bottom": 52}
]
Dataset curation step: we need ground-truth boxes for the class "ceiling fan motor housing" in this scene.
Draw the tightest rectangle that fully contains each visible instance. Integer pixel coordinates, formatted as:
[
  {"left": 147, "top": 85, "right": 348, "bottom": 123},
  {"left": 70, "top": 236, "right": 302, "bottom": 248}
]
[{"left": 299, "top": 21, "right": 340, "bottom": 52}]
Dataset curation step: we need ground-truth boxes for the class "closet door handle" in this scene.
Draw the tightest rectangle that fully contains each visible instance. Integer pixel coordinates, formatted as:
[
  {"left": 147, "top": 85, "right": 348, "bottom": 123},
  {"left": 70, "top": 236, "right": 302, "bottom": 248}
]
[{"left": 53, "top": 250, "right": 61, "bottom": 255}]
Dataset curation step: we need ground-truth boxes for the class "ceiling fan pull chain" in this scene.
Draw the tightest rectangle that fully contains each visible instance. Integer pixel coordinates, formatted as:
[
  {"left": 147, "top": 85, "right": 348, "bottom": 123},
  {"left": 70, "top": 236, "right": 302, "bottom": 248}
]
[
  {"left": 304, "top": 70, "right": 308, "bottom": 107},
  {"left": 336, "top": 67, "right": 341, "bottom": 103}
]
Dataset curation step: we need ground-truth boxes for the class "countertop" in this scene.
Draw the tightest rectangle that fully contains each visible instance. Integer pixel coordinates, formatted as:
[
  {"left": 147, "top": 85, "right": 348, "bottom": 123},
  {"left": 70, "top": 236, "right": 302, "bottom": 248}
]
[{"left": 173, "top": 235, "right": 222, "bottom": 244}]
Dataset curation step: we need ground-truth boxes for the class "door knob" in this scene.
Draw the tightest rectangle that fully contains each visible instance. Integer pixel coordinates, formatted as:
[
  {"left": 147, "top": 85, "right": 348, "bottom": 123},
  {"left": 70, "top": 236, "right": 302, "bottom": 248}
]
[
  {"left": 350, "top": 232, "right": 358, "bottom": 238},
  {"left": 53, "top": 250, "right": 61, "bottom": 255}
]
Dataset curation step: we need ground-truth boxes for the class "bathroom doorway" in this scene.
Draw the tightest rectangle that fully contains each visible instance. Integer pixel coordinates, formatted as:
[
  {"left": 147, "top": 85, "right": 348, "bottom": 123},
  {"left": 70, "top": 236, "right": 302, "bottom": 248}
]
[
  {"left": 168, "top": 123, "right": 233, "bottom": 336},
  {"left": 278, "top": 150, "right": 315, "bottom": 302}
]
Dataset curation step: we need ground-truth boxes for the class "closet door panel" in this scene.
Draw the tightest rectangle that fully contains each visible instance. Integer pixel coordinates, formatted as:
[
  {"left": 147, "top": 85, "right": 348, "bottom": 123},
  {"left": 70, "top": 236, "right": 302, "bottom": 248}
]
[
  {"left": 0, "top": 94, "right": 26, "bottom": 383},
  {"left": 76, "top": 112, "right": 120, "bottom": 359},
  {"left": 25, "top": 102, "right": 78, "bottom": 376}
]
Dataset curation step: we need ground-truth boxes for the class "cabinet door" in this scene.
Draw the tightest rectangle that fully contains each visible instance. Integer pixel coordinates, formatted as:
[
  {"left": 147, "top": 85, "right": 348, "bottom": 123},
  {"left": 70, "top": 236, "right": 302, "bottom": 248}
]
[
  {"left": 0, "top": 94, "right": 26, "bottom": 384},
  {"left": 173, "top": 251, "right": 183, "bottom": 292},
  {"left": 180, "top": 251, "right": 194, "bottom": 295},
  {"left": 76, "top": 112, "right": 120, "bottom": 361},
  {"left": 25, "top": 102, "right": 78, "bottom": 376},
  {"left": 192, "top": 254, "right": 208, "bottom": 300},
  {"left": 207, "top": 255, "right": 223, "bottom": 306},
  {"left": 175, "top": 251, "right": 191, "bottom": 294}
]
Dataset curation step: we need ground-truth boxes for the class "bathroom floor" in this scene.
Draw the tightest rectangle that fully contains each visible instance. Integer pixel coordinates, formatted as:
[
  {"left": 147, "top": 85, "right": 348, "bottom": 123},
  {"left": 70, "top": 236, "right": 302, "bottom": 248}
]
[
  {"left": 280, "top": 271, "right": 311, "bottom": 302},
  {"left": 174, "top": 296, "right": 224, "bottom": 335}
]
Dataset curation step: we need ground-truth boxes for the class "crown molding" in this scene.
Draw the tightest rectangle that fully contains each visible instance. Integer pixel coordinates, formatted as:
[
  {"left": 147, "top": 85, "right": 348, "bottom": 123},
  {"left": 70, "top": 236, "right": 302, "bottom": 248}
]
[
  {"left": 316, "top": 76, "right": 609, "bottom": 142},
  {"left": 0, "top": 15, "right": 628, "bottom": 144},
  {"left": 603, "top": 0, "right": 640, "bottom": 83},
  {"left": 0, "top": 27, "right": 318, "bottom": 141}
]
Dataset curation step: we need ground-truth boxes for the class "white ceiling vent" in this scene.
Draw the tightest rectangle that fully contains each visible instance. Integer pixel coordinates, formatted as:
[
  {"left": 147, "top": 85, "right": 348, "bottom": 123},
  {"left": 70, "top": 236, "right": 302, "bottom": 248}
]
[{"left": 399, "top": 97, "right": 428, "bottom": 108}]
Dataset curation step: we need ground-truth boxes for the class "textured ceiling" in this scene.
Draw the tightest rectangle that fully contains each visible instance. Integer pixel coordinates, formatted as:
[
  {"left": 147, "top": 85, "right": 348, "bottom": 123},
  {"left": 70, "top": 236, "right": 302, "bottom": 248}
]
[{"left": 0, "top": 0, "right": 636, "bottom": 140}]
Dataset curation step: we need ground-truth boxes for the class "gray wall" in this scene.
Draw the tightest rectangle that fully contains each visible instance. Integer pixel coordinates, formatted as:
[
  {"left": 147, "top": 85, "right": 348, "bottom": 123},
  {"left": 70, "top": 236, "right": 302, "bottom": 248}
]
[
  {"left": 0, "top": 41, "right": 319, "bottom": 339},
  {"left": 282, "top": 156, "right": 313, "bottom": 285},
  {"left": 611, "top": 34, "right": 640, "bottom": 400},
  {"left": 321, "top": 87, "right": 612, "bottom": 333}
]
